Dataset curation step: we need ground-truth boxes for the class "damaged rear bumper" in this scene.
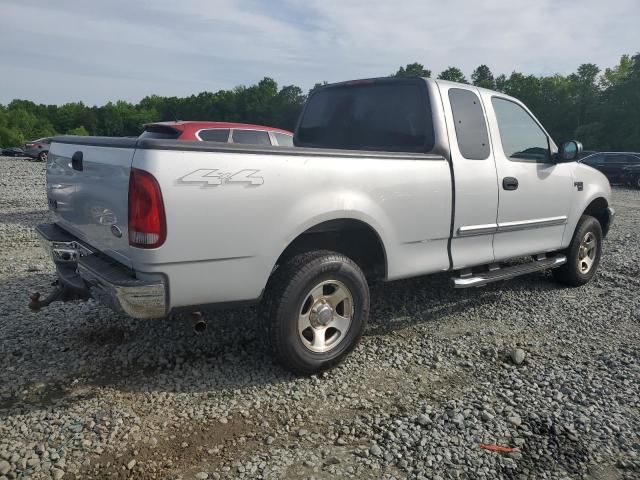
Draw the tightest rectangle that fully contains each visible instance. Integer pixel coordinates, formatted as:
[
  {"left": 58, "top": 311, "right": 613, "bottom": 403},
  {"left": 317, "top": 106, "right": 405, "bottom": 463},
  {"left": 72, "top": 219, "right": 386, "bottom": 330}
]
[{"left": 35, "top": 223, "right": 168, "bottom": 318}]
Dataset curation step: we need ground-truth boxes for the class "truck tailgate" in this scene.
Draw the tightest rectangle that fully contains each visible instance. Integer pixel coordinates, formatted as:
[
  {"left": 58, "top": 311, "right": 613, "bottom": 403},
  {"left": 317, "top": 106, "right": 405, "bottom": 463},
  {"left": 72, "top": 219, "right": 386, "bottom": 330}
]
[{"left": 46, "top": 137, "right": 137, "bottom": 267}]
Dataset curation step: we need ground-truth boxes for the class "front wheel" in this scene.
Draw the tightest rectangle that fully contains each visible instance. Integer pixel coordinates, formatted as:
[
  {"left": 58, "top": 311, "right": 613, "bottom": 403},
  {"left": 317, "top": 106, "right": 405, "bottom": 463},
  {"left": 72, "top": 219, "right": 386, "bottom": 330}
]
[
  {"left": 37, "top": 151, "right": 48, "bottom": 162},
  {"left": 552, "top": 215, "right": 603, "bottom": 287},
  {"left": 262, "top": 251, "right": 370, "bottom": 375}
]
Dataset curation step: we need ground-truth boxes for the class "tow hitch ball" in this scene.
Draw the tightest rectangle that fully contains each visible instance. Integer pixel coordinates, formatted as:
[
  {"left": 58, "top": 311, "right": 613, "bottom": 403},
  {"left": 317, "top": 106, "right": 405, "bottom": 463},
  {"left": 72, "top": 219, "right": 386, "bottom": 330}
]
[{"left": 28, "top": 280, "right": 89, "bottom": 311}]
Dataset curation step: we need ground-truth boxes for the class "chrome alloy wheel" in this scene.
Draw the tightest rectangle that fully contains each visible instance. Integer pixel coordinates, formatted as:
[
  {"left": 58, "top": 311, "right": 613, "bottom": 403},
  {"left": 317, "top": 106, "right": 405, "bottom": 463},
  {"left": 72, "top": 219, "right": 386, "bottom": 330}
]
[
  {"left": 298, "top": 280, "right": 354, "bottom": 353},
  {"left": 578, "top": 231, "right": 597, "bottom": 274}
]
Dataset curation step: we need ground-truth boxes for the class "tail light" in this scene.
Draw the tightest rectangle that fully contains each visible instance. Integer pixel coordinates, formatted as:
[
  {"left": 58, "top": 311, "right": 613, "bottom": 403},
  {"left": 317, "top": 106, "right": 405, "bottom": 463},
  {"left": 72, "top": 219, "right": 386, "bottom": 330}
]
[{"left": 128, "top": 168, "right": 166, "bottom": 248}]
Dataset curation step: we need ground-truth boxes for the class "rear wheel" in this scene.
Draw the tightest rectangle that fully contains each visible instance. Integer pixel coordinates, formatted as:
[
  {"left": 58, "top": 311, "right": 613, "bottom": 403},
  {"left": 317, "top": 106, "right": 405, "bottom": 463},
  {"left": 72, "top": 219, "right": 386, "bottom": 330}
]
[
  {"left": 262, "top": 250, "right": 369, "bottom": 374},
  {"left": 37, "top": 151, "right": 48, "bottom": 162},
  {"left": 552, "top": 215, "right": 602, "bottom": 287},
  {"left": 634, "top": 175, "right": 640, "bottom": 190}
]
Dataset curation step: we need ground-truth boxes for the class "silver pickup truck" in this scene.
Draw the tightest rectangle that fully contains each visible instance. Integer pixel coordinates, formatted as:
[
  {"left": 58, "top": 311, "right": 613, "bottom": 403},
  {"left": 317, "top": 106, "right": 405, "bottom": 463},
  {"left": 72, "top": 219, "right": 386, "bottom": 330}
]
[{"left": 34, "top": 77, "right": 614, "bottom": 374}]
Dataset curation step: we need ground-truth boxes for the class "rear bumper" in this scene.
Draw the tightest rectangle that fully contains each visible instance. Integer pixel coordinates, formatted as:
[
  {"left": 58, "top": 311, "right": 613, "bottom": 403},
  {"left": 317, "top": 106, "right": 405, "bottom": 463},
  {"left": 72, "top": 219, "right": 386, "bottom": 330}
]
[{"left": 36, "top": 223, "right": 168, "bottom": 318}]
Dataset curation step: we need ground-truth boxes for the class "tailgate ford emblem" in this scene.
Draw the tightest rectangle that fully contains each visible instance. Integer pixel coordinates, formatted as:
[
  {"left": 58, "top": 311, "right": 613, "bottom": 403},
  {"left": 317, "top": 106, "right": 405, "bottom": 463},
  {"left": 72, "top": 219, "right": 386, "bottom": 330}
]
[{"left": 110, "top": 225, "right": 123, "bottom": 238}]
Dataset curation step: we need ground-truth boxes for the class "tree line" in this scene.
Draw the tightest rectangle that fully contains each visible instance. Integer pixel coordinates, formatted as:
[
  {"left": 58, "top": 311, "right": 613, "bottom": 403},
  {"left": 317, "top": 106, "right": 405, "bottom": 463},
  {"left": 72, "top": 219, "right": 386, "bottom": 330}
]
[{"left": 0, "top": 54, "right": 638, "bottom": 152}]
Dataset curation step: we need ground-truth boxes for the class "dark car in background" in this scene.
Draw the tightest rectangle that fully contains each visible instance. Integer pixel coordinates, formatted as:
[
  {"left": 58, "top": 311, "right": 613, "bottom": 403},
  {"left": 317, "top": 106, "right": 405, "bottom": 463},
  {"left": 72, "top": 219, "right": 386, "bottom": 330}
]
[
  {"left": 24, "top": 138, "right": 52, "bottom": 161},
  {"left": 581, "top": 152, "right": 640, "bottom": 188},
  {"left": 1, "top": 147, "right": 26, "bottom": 157},
  {"left": 577, "top": 150, "right": 596, "bottom": 159}
]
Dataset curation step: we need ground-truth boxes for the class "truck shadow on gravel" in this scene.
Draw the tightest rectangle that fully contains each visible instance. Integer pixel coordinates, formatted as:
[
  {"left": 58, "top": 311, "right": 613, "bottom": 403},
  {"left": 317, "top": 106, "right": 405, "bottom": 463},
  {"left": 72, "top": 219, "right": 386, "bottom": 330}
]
[
  {"left": 0, "top": 209, "right": 52, "bottom": 226},
  {"left": 365, "top": 270, "right": 559, "bottom": 335},
  {"left": 0, "top": 269, "right": 562, "bottom": 415}
]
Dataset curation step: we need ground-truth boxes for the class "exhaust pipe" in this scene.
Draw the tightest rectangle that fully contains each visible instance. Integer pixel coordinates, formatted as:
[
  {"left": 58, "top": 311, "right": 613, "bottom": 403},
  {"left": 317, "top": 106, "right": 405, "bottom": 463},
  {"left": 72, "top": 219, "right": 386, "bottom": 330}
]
[{"left": 191, "top": 312, "right": 207, "bottom": 333}]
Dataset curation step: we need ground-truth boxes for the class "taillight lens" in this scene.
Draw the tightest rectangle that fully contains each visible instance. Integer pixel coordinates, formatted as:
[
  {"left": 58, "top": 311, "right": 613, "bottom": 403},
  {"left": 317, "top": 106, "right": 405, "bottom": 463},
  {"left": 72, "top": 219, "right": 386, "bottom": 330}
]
[{"left": 128, "top": 168, "right": 166, "bottom": 248}]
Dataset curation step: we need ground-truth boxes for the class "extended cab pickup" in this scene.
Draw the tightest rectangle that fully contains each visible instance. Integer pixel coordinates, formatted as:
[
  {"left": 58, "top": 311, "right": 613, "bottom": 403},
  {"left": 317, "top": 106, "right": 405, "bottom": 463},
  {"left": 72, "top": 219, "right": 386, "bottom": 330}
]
[{"left": 36, "top": 77, "right": 614, "bottom": 374}]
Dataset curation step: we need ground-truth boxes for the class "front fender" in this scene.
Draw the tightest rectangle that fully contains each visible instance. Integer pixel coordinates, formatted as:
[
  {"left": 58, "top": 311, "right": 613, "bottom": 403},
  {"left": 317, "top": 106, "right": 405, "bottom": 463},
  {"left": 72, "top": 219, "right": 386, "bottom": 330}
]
[{"left": 563, "top": 163, "right": 613, "bottom": 246}]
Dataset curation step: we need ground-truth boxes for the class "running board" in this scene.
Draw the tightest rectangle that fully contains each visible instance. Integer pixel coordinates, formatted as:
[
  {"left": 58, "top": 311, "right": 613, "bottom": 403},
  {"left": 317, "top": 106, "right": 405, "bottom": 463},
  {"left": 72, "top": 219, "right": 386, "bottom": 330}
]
[{"left": 451, "top": 255, "right": 567, "bottom": 288}]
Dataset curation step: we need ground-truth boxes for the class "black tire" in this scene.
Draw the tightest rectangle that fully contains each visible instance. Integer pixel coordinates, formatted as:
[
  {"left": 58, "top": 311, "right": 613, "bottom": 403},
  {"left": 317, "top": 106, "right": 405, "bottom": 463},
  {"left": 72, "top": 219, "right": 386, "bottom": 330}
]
[
  {"left": 262, "top": 250, "right": 370, "bottom": 375},
  {"left": 634, "top": 175, "right": 640, "bottom": 190},
  {"left": 37, "top": 150, "right": 48, "bottom": 162},
  {"left": 552, "top": 215, "right": 602, "bottom": 287}
]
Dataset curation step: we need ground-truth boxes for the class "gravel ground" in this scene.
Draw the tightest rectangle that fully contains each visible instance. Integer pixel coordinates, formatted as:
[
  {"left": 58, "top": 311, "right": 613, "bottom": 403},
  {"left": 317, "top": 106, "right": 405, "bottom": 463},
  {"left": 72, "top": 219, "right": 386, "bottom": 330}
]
[{"left": 0, "top": 155, "right": 639, "bottom": 480}]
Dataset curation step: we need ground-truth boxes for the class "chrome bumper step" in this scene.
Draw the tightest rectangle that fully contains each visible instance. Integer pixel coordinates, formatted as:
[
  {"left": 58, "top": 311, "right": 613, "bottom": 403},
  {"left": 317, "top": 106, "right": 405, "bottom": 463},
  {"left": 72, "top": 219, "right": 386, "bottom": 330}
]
[{"left": 451, "top": 255, "right": 567, "bottom": 288}]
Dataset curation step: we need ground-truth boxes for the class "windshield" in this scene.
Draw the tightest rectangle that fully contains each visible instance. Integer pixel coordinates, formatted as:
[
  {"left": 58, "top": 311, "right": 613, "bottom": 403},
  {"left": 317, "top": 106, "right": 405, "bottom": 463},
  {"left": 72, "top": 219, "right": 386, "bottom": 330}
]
[{"left": 296, "top": 79, "right": 434, "bottom": 153}]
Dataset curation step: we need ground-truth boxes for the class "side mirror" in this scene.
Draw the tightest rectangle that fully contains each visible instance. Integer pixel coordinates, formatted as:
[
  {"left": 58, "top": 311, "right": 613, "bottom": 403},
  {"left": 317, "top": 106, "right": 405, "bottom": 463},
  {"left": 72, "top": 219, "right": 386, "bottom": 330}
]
[{"left": 558, "top": 140, "right": 582, "bottom": 162}]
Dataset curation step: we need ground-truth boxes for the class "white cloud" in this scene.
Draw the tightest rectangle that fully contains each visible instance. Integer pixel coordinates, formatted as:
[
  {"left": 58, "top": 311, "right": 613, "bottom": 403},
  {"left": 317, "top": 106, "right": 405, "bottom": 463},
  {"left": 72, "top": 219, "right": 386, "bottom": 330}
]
[{"left": 0, "top": 0, "right": 638, "bottom": 104}]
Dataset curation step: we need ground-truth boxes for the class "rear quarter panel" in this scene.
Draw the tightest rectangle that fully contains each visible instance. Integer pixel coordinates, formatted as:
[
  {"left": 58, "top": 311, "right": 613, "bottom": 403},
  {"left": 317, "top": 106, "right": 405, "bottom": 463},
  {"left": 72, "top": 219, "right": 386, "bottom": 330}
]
[{"left": 130, "top": 149, "right": 452, "bottom": 309}]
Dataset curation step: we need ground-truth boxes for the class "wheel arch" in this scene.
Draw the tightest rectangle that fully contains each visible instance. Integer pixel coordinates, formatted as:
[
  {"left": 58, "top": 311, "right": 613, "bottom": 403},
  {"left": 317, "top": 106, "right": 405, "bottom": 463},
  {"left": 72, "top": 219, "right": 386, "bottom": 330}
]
[
  {"left": 582, "top": 196, "right": 611, "bottom": 237},
  {"left": 272, "top": 217, "right": 388, "bottom": 280}
]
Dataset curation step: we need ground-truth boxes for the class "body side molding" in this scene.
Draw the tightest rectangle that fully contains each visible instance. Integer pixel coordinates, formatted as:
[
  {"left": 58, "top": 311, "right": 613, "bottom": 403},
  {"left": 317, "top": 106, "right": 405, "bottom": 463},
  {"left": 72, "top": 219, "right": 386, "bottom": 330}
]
[{"left": 458, "top": 215, "right": 568, "bottom": 237}]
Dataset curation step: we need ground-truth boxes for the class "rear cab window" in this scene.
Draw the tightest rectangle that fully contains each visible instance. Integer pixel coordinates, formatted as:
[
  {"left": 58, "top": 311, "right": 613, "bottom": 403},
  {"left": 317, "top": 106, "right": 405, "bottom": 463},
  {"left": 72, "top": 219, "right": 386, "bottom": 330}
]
[{"left": 296, "top": 78, "right": 434, "bottom": 153}]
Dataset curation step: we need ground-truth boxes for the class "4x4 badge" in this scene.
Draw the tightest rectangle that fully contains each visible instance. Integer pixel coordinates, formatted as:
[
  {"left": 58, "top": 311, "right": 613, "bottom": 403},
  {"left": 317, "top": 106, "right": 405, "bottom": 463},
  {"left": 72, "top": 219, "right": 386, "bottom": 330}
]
[{"left": 177, "top": 169, "right": 264, "bottom": 187}]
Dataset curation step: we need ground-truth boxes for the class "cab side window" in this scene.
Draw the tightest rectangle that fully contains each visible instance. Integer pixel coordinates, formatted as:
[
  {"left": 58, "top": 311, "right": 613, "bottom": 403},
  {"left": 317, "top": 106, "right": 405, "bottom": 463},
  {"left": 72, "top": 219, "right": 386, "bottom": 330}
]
[{"left": 491, "top": 97, "right": 550, "bottom": 163}]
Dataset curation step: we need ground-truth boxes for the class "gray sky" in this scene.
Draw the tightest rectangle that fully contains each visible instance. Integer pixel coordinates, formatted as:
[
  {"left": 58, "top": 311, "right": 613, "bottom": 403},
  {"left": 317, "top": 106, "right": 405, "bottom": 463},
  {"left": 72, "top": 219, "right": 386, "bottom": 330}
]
[{"left": 1, "top": 0, "right": 638, "bottom": 106}]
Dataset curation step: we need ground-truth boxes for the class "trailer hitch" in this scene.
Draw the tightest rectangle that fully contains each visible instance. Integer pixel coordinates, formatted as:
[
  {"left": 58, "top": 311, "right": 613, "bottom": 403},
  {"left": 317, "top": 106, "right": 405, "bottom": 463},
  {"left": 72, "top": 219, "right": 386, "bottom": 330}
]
[{"left": 28, "top": 280, "right": 90, "bottom": 311}]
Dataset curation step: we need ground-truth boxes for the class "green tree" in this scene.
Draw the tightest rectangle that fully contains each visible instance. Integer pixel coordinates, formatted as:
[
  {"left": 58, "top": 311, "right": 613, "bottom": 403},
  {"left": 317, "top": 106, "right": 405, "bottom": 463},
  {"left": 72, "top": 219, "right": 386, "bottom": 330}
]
[
  {"left": 600, "top": 54, "right": 632, "bottom": 89},
  {"left": 2, "top": 55, "right": 640, "bottom": 152},
  {"left": 272, "top": 85, "right": 306, "bottom": 130},
  {"left": 309, "top": 81, "right": 329, "bottom": 95},
  {"left": 495, "top": 74, "right": 508, "bottom": 92},
  {"left": 437, "top": 67, "right": 467, "bottom": 83},
  {"left": 569, "top": 63, "right": 601, "bottom": 128},
  {"left": 67, "top": 126, "right": 89, "bottom": 136},
  {"left": 393, "top": 63, "right": 431, "bottom": 78},
  {"left": 471, "top": 65, "right": 496, "bottom": 89}
]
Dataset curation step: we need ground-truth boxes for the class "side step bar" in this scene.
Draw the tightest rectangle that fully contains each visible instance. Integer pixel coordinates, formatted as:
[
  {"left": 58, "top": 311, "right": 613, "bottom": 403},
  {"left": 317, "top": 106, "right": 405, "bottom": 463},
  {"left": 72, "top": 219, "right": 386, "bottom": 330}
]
[{"left": 451, "top": 255, "right": 567, "bottom": 288}]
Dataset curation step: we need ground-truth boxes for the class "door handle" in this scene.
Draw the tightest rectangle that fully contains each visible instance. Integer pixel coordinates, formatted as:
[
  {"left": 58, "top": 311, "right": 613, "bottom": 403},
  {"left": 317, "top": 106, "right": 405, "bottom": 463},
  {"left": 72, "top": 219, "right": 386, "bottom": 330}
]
[
  {"left": 502, "top": 177, "right": 518, "bottom": 190},
  {"left": 71, "top": 151, "right": 83, "bottom": 171}
]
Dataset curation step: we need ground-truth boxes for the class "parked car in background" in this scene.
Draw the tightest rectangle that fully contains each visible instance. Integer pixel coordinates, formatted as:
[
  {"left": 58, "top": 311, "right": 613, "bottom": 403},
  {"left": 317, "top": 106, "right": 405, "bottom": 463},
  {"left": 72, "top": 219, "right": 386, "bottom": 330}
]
[
  {"left": 24, "top": 138, "right": 52, "bottom": 161},
  {"left": 621, "top": 163, "right": 640, "bottom": 189},
  {"left": 581, "top": 152, "right": 640, "bottom": 188},
  {"left": 1, "top": 146, "right": 26, "bottom": 157},
  {"left": 140, "top": 121, "right": 294, "bottom": 146},
  {"left": 577, "top": 150, "right": 596, "bottom": 159}
]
